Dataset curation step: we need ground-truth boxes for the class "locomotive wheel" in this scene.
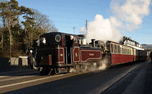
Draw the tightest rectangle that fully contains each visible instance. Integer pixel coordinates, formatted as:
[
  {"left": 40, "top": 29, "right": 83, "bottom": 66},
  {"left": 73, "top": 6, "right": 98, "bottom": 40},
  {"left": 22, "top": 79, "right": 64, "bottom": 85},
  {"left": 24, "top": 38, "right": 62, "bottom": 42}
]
[
  {"left": 40, "top": 67, "right": 51, "bottom": 75},
  {"left": 40, "top": 68, "right": 63, "bottom": 75},
  {"left": 40, "top": 70, "right": 44, "bottom": 75},
  {"left": 40, "top": 68, "right": 45, "bottom": 75},
  {"left": 51, "top": 68, "right": 61, "bottom": 75},
  {"left": 48, "top": 69, "right": 53, "bottom": 75}
]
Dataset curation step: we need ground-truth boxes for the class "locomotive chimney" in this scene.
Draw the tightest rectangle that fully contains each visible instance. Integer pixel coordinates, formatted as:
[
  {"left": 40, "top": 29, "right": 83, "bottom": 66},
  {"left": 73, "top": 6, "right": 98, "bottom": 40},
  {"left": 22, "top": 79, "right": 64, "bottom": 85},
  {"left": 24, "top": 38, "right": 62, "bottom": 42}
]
[{"left": 91, "top": 39, "right": 95, "bottom": 47}]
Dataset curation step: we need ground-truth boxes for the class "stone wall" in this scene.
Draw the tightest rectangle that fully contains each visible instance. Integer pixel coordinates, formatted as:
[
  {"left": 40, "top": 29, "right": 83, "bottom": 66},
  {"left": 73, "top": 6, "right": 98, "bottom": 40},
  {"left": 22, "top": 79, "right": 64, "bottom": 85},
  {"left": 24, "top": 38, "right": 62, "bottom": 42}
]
[
  {"left": 0, "top": 56, "right": 30, "bottom": 72},
  {"left": 10, "top": 56, "right": 28, "bottom": 66}
]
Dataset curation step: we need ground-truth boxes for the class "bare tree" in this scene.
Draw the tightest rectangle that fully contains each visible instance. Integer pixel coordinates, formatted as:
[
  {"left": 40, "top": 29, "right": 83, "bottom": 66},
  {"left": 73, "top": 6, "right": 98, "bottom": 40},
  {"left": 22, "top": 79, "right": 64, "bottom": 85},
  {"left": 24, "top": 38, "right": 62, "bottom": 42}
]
[{"left": 32, "top": 9, "right": 58, "bottom": 33}]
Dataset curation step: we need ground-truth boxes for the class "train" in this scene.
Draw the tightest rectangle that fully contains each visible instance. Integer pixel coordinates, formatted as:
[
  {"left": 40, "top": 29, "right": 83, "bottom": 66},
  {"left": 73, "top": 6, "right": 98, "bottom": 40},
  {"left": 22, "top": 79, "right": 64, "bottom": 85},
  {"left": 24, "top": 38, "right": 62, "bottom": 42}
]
[{"left": 32, "top": 32, "right": 147, "bottom": 75}]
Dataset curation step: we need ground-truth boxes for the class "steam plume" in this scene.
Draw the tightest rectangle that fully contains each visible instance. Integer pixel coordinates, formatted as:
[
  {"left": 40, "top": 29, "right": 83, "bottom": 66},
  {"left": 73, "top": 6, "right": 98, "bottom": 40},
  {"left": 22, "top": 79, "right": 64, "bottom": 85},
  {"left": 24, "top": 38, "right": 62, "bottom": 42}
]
[{"left": 80, "top": 0, "right": 151, "bottom": 43}]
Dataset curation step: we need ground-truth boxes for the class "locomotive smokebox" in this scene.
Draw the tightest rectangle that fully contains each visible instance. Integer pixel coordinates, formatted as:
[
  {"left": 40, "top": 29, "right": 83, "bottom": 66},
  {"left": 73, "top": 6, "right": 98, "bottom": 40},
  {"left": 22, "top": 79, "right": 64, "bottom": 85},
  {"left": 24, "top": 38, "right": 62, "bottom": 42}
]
[{"left": 91, "top": 39, "right": 95, "bottom": 47}]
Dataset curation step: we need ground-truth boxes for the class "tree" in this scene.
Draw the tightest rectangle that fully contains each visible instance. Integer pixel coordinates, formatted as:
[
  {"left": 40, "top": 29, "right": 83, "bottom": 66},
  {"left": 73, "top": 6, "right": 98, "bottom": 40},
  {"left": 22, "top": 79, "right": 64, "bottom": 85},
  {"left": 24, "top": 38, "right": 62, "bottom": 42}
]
[
  {"left": 0, "top": 0, "right": 58, "bottom": 57},
  {"left": 21, "top": 6, "right": 35, "bottom": 51},
  {"left": 32, "top": 9, "right": 58, "bottom": 33},
  {"left": 0, "top": 0, "right": 21, "bottom": 57},
  {"left": 0, "top": 0, "right": 7, "bottom": 52},
  {"left": 0, "top": 0, "right": 7, "bottom": 27}
]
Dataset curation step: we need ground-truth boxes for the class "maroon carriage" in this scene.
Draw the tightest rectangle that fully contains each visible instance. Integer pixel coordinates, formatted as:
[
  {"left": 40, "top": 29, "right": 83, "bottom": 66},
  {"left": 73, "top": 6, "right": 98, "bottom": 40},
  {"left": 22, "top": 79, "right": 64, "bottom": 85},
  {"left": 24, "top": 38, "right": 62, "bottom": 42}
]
[
  {"left": 105, "top": 41, "right": 134, "bottom": 65},
  {"left": 105, "top": 41, "right": 147, "bottom": 65}
]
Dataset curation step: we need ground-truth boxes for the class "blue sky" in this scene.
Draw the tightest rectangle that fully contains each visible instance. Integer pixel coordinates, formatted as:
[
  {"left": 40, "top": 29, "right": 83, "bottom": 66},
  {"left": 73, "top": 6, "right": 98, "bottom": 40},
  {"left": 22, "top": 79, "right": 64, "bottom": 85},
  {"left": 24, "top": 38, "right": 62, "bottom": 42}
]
[{"left": 17, "top": 0, "right": 152, "bottom": 44}]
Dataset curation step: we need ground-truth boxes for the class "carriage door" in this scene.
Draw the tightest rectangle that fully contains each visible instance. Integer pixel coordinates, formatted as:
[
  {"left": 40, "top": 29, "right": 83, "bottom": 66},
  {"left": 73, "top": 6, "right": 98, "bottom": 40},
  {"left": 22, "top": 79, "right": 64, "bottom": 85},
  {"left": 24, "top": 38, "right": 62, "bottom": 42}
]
[{"left": 72, "top": 47, "right": 80, "bottom": 63}]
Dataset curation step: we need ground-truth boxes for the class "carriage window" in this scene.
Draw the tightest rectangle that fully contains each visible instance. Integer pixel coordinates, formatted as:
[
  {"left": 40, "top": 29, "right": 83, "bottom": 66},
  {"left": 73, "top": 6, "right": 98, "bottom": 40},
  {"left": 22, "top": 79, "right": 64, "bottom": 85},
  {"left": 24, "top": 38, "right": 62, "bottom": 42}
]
[
  {"left": 123, "top": 48, "right": 125, "bottom": 54},
  {"left": 114, "top": 45, "right": 117, "bottom": 53},
  {"left": 131, "top": 48, "right": 132, "bottom": 55},
  {"left": 134, "top": 49, "right": 136, "bottom": 55},
  {"left": 118, "top": 46, "right": 120, "bottom": 54},
  {"left": 119, "top": 46, "right": 122, "bottom": 54},
  {"left": 127, "top": 48, "right": 129, "bottom": 54},
  {"left": 123, "top": 47, "right": 126, "bottom": 54},
  {"left": 126, "top": 48, "right": 128, "bottom": 54},
  {"left": 130, "top": 48, "right": 131, "bottom": 55}
]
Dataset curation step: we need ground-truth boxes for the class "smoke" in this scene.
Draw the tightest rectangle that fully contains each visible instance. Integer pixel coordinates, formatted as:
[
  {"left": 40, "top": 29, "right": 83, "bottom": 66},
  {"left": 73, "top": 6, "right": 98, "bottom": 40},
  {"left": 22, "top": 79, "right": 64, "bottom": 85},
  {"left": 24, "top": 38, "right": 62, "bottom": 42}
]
[
  {"left": 84, "top": 15, "right": 123, "bottom": 43},
  {"left": 80, "top": 0, "right": 151, "bottom": 43},
  {"left": 69, "top": 58, "right": 109, "bottom": 73},
  {"left": 97, "top": 58, "right": 108, "bottom": 70},
  {"left": 79, "top": 27, "right": 86, "bottom": 34}
]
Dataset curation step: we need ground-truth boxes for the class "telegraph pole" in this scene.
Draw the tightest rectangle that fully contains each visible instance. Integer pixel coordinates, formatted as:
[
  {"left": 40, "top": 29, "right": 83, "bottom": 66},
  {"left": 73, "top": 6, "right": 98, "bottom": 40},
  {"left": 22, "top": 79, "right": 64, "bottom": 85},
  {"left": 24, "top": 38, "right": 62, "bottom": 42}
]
[
  {"left": 86, "top": 19, "right": 88, "bottom": 31},
  {"left": 73, "top": 27, "right": 75, "bottom": 33}
]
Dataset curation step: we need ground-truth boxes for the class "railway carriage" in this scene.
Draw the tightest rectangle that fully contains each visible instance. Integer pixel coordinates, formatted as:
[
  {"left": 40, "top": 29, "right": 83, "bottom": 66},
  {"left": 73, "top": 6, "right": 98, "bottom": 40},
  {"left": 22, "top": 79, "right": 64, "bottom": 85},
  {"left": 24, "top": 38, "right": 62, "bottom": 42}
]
[
  {"left": 105, "top": 41, "right": 134, "bottom": 65},
  {"left": 105, "top": 41, "right": 147, "bottom": 66},
  {"left": 33, "top": 32, "right": 147, "bottom": 75}
]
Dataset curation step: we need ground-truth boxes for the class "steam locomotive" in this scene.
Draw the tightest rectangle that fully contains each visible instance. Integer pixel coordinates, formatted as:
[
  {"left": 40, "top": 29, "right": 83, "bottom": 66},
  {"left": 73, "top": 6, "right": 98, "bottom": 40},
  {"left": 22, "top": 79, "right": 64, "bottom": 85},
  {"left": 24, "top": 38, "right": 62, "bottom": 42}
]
[{"left": 33, "top": 32, "right": 147, "bottom": 75}]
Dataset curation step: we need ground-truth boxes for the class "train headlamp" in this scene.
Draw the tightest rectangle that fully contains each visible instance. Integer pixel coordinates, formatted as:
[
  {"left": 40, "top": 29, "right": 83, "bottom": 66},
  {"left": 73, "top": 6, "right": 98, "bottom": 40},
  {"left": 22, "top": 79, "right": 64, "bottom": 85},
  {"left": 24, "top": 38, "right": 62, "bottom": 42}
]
[
  {"left": 30, "top": 50, "right": 33, "bottom": 53},
  {"left": 55, "top": 34, "right": 61, "bottom": 42},
  {"left": 42, "top": 37, "right": 46, "bottom": 44}
]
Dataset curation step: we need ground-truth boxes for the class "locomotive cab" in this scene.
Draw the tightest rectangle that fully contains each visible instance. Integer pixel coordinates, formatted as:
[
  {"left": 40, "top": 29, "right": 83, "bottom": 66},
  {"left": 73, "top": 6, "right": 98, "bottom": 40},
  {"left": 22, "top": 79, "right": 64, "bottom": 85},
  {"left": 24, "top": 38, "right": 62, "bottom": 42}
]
[{"left": 35, "top": 32, "right": 82, "bottom": 67}]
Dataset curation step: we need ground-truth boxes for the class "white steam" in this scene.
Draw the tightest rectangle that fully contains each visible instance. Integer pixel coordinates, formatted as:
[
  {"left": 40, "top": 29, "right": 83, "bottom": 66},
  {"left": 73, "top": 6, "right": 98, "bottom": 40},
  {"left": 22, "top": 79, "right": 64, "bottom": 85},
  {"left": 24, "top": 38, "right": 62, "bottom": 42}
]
[
  {"left": 98, "top": 58, "right": 108, "bottom": 70},
  {"left": 79, "top": 27, "right": 86, "bottom": 34},
  {"left": 84, "top": 15, "right": 122, "bottom": 43},
  {"left": 80, "top": 0, "right": 151, "bottom": 43}
]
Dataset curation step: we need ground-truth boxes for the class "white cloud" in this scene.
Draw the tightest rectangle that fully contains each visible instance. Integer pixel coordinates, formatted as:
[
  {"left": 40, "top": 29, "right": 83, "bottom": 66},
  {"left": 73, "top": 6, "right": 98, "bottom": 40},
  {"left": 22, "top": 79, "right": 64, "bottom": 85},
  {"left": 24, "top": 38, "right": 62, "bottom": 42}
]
[{"left": 111, "top": 0, "right": 151, "bottom": 31}]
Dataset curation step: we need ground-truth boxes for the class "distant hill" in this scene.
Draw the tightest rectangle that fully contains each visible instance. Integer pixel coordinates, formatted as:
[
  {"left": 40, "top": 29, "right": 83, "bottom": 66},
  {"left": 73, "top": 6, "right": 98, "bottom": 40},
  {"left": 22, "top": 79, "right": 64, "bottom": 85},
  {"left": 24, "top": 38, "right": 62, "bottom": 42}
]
[{"left": 141, "top": 44, "right": 152, "bottom": 50}]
